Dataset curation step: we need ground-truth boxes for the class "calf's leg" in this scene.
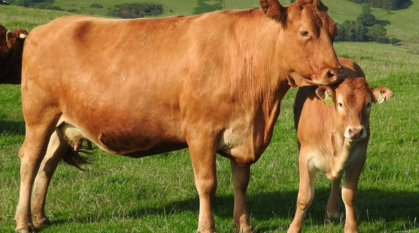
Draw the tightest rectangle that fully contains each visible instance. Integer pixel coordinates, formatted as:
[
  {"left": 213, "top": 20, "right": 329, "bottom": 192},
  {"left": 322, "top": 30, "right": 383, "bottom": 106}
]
[
  {"left": 288, "top": 148, "right": 316, "bottom": 233},
  {"left": 31, "top": 131, "right": 70, "bottom": 228},
  {"left": 230, "top": 160, "right": 252, "bottom": 233},
  {"left": 342, "top": 155, "right": 366, "bottom": 233},
  {"left": 327, "top": 178, "right": 342, "bottom": 219}
]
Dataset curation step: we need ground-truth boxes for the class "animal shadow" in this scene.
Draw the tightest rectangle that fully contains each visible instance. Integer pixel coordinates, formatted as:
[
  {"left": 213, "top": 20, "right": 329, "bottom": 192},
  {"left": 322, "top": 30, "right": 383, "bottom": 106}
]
[{"left": 36, "top": 187, "right": 419, "bottom": 232}]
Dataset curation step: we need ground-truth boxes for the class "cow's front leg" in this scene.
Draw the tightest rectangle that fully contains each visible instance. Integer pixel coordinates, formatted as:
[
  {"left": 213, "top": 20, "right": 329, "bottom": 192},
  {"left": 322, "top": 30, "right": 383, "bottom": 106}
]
[
  {"left": 188, "top": 135, "right": 218, "bottom": 233},
  {"left": 342, "top": 155, "right": 365, "bottom": 233},
  {"left": 230, "top": 160, "right": 252, "bottom": 233},
  {"left": 288, "top": 148, "right": 316, "bottom": 233},
  {"left": 31, "top": 131, "right": 70, "bottom": 228},
  {"left": 327, "top": 178, "right": 342, "bottom": 219}
]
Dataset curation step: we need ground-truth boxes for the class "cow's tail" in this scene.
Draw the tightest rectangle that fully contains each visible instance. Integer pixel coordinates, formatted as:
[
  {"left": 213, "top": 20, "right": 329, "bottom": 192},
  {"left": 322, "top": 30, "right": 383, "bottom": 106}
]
[{"left": 62, "top": 141, "right": 94, "bottom": 170}]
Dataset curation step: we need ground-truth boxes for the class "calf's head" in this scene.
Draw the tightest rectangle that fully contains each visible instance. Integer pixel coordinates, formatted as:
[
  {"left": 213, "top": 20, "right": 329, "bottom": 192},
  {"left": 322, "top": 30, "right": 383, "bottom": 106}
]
[
  {"left": 260, "top": 0, "right": 343, "bottom": 86},
  {"left": 0, "top": 24, "right": 28, "bottom": 84},
  {"left": 315, "top": 77, "right": 392, "bottom": 140}
]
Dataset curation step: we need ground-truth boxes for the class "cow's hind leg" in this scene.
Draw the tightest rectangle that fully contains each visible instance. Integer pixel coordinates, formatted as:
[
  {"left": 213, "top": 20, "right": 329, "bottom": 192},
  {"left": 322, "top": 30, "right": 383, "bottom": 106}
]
[
  {"left": 15, "top": 123, "right": 58, "bottom": 233},
  {"left": 31, "top": 131, "right": 70, "bottom": 228},
  {"left": 187, "top": 132, "right": 218, "bottom": 233},
  {"left": 327, "top": 178, "right": 342, "bottom": 219},
  {"left": 230, "top": 160, "right": 252, "bottom": 233}
]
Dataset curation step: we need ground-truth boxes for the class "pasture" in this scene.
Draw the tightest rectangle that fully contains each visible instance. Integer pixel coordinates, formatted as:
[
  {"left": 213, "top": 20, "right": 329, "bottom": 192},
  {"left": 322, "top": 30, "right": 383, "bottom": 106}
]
[{"left": 1, "top": 1, "right": 419, "bottom": 233}]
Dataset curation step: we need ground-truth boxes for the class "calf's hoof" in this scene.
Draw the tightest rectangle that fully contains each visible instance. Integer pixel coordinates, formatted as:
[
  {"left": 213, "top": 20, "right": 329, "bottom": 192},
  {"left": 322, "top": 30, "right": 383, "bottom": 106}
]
[
  {"left": 196, "top": 225, "right": 217, "bottom": 233},
  {"left": 235, "top": 224, "right": 252, "bottom": 233},
  {"left": 327, "top": 203, "right": 341, "bottom": 220},
  {"left": 344, "top": 224, "right": 358, "bottom": 233},
  {"left": 32, "top": 215, "right": 50, "bottom": 228},
  {"left": 287, "top": 225, "right": 302, "bottom": 233},
  {"left": 327, "top": 210, "right": 341, "bottom": 220}
]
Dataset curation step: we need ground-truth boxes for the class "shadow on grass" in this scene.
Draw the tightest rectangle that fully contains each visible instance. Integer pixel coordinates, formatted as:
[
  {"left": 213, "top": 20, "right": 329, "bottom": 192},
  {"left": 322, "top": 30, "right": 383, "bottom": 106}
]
[
  {"left": 39, "top": 188, "right": 419, "bottom": 232},
  {"left": 376, "top": 19, "right": 391, "bottom": 27},
  {"left": 0, "top": 120, "right": 25, "bottom": 135}
]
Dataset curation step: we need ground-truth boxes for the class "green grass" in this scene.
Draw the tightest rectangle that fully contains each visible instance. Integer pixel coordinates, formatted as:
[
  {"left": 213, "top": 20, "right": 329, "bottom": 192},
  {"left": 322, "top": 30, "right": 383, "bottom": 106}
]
[{"left": 1, "top": 2, "right": 419, "bottom": 233}]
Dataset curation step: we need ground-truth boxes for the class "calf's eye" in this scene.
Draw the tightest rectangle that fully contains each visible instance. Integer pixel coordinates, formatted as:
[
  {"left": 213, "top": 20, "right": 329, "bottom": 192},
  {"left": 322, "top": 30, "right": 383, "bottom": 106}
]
[
  {"left": 299, "top": 30, "right": 309, "bottom": 37},
  {"left": 338, "top": 102, "right": 343, "bottom": 107}
]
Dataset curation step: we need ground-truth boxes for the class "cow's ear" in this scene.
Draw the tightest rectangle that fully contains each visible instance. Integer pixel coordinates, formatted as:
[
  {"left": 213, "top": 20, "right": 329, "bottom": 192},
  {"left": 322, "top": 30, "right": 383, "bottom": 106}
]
[
  {"left": 372, "top": 86, "right": 392, "bottom": 104},
  {"left": 259, "top": 0, "right": 285, "bottom": 22},
  {"left": 316, "top": 86, "right": 334, "bottom": 105},
  {"left": 6, "top": 29, "right": 27, "bottom": 48}
]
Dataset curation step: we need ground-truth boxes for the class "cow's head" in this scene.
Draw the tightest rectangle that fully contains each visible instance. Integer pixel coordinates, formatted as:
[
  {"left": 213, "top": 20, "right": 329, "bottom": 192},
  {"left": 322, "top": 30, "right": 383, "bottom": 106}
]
[
  {"left": 0, "top": 24, "right": 28, "bottom": 84},
  {"left": 260, "top": 0, "right": 343, "bottom": 86},
  {"left": 316, "top": 77, "right": 392, "bottom": 140}
]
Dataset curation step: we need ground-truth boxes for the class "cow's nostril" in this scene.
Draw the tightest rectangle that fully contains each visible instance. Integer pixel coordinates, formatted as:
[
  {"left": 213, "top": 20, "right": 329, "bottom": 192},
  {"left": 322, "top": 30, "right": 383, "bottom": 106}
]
[{"left": 328, "top": 70, "right": 337, "bottom": 81}]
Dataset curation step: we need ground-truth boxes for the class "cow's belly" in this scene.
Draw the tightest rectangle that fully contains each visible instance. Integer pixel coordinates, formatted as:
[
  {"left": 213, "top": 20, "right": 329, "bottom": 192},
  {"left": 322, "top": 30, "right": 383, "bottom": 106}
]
[{"left": 57, "top": 115, "right": 187, "bottom": 157}]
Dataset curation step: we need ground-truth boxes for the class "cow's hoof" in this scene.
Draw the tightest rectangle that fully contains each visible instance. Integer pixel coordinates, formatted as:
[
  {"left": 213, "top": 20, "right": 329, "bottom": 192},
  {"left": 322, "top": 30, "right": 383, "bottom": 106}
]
[
  {"left": 32, "top": 215, "right": 50, "bottom": 228},
  {"left": 15, "top": 223, "right": 35, "bottom": 233}
]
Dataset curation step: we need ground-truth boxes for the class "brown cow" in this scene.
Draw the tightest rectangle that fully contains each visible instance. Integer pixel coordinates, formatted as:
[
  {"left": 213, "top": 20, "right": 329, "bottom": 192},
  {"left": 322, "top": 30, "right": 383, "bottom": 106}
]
[
  {"left": 289, "top": 60, "right": 392, "bottom": 233},
  {"left": 16, "top": 0, "right": 343, "bottom": 232},
  {"left": 0, "top": 24, "right": 27, "bottom": 84}
]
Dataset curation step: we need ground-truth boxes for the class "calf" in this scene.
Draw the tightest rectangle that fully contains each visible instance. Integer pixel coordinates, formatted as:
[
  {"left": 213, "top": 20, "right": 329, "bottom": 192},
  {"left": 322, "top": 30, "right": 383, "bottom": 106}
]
[
  {"left": 289, "top": 69, "right": 392, "bottom": 232},
  {"left": 0, "top": 24, "right": 27, "bottom": 84}
]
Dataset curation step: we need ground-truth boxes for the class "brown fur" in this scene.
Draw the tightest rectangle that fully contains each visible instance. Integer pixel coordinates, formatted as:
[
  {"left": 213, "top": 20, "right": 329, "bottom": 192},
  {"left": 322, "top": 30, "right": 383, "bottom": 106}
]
[
  {"left": 16, "top": 1, "right": 343, "bottom": 232},
  {"left": 289, "top": 58, "right": 392, "bottom": 233},
  {"left": 0, "top": 24, "right": 27, "bottom": 84}
]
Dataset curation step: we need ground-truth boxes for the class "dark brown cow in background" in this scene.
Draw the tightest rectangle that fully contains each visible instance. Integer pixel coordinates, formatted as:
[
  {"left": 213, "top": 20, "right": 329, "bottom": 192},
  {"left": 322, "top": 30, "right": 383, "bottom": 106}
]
[
  {"left": 289, "top": 58, "right": 392, "bottom": 233},
  {"left": 16, "top": 0, "right": 343, "bottom": 232},
  {"left": 0, "top": 24, "right": 27, "bottom": 84}
]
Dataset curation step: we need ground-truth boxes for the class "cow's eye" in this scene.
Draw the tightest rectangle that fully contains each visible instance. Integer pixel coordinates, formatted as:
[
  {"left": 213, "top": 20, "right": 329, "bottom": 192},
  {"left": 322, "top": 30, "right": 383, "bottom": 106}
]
[
  {"left": 299, "top": 30, "right": 309, "bottom": 37},
  {"left": 338, "top": 102, "right": 343, "bottom": 108}
]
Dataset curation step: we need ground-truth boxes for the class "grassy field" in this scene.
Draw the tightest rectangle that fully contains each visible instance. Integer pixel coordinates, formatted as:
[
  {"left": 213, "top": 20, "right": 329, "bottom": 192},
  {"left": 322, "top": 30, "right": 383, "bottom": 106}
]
[{"left": 1, "top": 1, "right": 419, "bottom": 233}]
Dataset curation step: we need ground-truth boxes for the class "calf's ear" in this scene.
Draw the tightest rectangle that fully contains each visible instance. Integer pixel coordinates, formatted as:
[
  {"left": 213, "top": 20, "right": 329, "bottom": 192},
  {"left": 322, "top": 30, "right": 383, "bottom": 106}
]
[
  {"left": 372, "top": 86, "right": 392, "bottom": 104},
  {"left": 316, "top": 86, "right": 335, "bottom": 105},
  {"left": 259, "top": 0, "right": 285, "bottom": 22}
]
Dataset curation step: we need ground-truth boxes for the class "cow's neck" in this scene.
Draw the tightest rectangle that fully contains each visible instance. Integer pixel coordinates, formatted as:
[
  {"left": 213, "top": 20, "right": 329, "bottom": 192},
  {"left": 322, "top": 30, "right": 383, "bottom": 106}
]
[{"left": 260, "top": 79, "right": 291, "bottom": 143}]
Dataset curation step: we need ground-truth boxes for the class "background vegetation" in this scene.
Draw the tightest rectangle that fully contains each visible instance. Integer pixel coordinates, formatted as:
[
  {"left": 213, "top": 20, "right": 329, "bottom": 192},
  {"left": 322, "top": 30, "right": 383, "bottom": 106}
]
[
  {"left": 107, "top": 3, "right": 164, "bottom": 19},
  {"left": 0, "top": 0, "right": 418, "bottom": 232},
  {"left": 347, "top": 0, "right": 411, "bottom": 10},
  {"left": 335, "top": 4, "right": 395, "bottom": 44}
]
